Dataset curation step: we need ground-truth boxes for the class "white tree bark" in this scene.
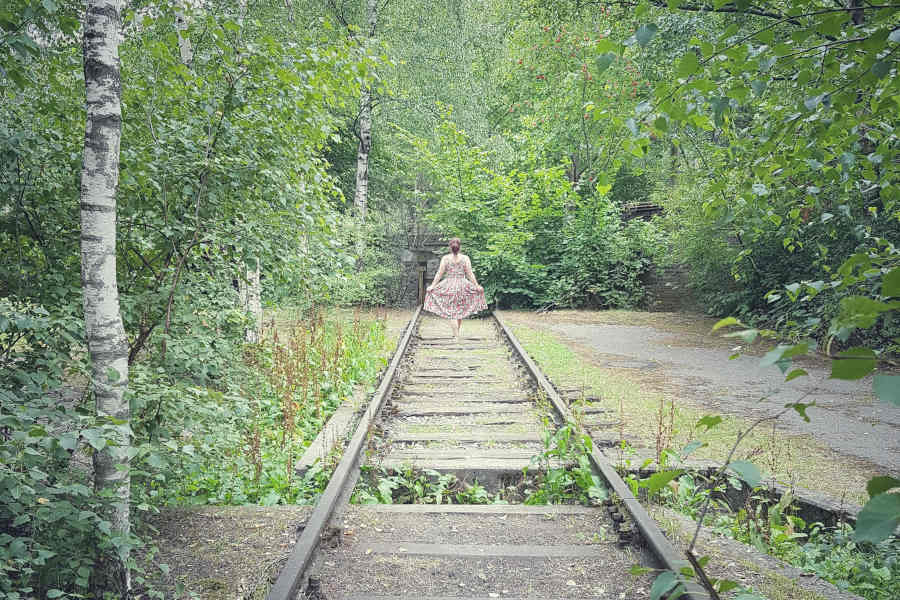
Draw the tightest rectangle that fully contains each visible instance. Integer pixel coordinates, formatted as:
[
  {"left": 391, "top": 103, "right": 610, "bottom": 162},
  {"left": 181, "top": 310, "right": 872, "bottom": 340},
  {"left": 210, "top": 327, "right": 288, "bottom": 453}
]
[
  {"left": 235, "top": 0, "right": 262, "bottom": 344},
  {"left": 80, "top": 0, "right": 130, "bottom": 591},
  {"left": 174, "top": 2, "right": 193, "bottom": 66},
  {"left": 238, "top": 257, "right": 262, "bottom": 343},
  {"left": 353, "top": 0, "right": 378, "bottom": 265}
]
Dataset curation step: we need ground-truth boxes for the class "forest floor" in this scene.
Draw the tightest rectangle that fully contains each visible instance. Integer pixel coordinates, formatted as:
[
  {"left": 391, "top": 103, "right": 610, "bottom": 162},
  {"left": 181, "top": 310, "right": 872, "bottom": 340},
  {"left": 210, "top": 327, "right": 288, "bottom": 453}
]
[{"left": 501, "top": 309, "right": 900, "bottom": 505}]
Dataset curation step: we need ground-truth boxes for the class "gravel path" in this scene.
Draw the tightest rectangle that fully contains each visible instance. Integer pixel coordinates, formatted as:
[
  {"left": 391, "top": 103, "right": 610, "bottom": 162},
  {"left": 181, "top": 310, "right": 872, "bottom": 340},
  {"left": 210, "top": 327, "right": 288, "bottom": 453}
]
[{"left": 504, "top": 310, "right": 900, "bottom": 476}]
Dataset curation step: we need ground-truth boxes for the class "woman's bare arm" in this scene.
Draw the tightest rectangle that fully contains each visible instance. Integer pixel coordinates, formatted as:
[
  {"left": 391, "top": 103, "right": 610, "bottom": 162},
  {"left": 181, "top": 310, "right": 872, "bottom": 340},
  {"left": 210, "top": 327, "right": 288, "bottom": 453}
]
[{"left": 427, "top": 257, "right": 446, "bottom": 291}]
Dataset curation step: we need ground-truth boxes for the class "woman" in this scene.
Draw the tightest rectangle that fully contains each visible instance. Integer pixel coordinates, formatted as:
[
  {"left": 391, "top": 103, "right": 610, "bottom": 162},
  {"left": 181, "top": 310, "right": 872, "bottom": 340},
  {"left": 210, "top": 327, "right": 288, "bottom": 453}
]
[{"left": 424, "top": 238, "right": 488, "bottom": 339}]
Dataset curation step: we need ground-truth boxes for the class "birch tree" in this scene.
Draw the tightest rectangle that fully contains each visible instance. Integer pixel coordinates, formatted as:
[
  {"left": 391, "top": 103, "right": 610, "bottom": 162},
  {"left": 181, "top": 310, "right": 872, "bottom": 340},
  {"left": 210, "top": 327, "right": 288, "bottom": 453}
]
[
  {"left": 80, "top": 0, "right": 131, "bottom": 591},
  {"left": 353, "top": 0, "right": 378, "bottom": 267},
  {"left": 174, "top": 1, "right": 193, "bottom": 66},
  {"left": 236, "top": 0, "right": 263, "bottom": 342}
]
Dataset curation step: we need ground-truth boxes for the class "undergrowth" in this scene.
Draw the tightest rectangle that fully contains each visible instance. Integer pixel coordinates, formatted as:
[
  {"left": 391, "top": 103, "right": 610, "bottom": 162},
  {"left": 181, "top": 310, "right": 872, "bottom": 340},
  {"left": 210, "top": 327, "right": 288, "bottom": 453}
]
[
  {"left": 1, "top": 302, "right": 390, "bottom": 598},
  {"left": 132, "top": 309, "right": 389, "bottom": 508},
  {"left": 351, "top": 466, "right": 508, "bottom": 504},
  {"left": 524, "top": 421, "right": 608, "bottom": 506},
  {"left": 654, "top": 471, "right": 900, "bottom": 600}
]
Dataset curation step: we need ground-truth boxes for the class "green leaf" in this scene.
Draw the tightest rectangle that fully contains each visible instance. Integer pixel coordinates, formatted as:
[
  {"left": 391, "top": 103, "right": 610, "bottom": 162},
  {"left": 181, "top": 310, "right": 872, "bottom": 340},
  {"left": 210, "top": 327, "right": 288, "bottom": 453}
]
[
  {"left": 873, "top": 375, "right": 900, "bottom": 406},
  {"left": 867, "top": 476, "right": 900, "bottom": 498},
  {"left": 650, "top": 571, "right": 679, "bottom": 600},
  {"left": 784, "top": 368, "right": 808, "bottom": 382},
  {"left": 596, "top": 53, "right": 615, "bottom": 74},
  {"left": 697, "top": 415, "right": 722, "bottom": 431},
  {"left": 676, "top": 52, "right": 699, "bottom": 78},
  {"left": 716, "top": 579, "right": 740, "bottom": 593},
  {"left": 645, "top": 469, "right": 684, "bottom": 494},
  {"left": 785, "top": 401, "right": 815, "bottom": 422},
  {"left": 830, "top": 347, "right": 876, "bottom": 380},
  {"left": 712, "top": 316, "right": 743, "bottom": 332},
  {"left": 595, "top": 38, "right": 617, "bottom": 53},
  {"left": 47, "top": 591, "right": 64, "bottom": 599},
  {"left": 871, "top": 61, "right": 891, "bottom": 79},
  {"left": 635, "top": 24, "right": 659, "bottom": 47},
  {"left": 630, "top": 565, "right": 653, "bottom": 576},
  {"left": 804, "top": 95, "right": 823, "bottom": 111},
  {"left": 836, "top": 295, "right": 898, "bottom": 330},
  {"left": 853, "top": 492, "right": 900, "bottom": 543},
  {"left": 882, "top": 267, "right": 900, "bottom": 297},
  {"left": 750, "top": 79, "right": 767, "bottom": 96},
  {"left": 728, "top": 460, "right": 762, "bottom": 488},
  {"left": 82, "top": 428, "right": 107, "bottom": 451},
  {"left": 59, "top": 433, "right": 78, "bottom": 451},
  {"left": 760, "top": 343, "right": 808, "bottom": 369},
  {"left": 681, "top": 440, "right": 705, "bottom": 458}
]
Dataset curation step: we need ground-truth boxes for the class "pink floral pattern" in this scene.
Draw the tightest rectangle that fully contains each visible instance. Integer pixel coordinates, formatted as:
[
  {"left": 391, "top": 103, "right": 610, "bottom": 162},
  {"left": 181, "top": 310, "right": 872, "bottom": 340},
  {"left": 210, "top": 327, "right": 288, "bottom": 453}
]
[{"left": 424, "top": 259, "right": 488, "bottom": 319}]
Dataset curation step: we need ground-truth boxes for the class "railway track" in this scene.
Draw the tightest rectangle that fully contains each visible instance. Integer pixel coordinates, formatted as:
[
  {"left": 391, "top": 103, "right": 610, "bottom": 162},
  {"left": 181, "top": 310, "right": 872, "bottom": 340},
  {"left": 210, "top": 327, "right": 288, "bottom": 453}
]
[{"left": 266, "top": 309, "right": 704, "bottom": 600}]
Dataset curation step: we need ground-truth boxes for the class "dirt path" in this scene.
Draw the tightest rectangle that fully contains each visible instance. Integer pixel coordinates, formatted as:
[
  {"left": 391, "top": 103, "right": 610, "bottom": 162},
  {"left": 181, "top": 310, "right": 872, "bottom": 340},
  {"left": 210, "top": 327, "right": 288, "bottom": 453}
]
[{"left": 502, "top": 310, "right": 900, "bottom": 477}]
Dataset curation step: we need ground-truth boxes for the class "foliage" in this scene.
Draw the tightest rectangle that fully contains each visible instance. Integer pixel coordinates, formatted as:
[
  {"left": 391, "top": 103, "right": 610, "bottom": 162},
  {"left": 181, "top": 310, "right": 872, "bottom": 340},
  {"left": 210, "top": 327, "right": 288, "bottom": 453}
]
[
  {"left": 352, "top": 466, "right": 504, "bottom": 505},
  {"left": 131, "top": 310, "right": 387, "bottom": 507},
  {"left": 1, "top": 0, "right": 385, "bottom": 592},
  {"left": 525, "top": 422, "right": 608, "bottom": 505},
  {"left": 1, "top": 289, "right": 388, "bottom": 596},
  {"left": 400, "top": 117, "right": 665, "bottom": 309},
  {"left": 0, "top": 299, "right": 147, "bottom": 598},
  {"left": 657, "top": 473, "right": 900, "bottom": 600}
]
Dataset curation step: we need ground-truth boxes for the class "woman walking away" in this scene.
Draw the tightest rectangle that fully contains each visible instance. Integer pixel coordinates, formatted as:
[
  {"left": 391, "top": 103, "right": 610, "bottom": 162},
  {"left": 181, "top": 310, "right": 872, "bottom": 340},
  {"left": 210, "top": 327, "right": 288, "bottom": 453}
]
[{"left": 424, "top": 238, "right": 488, "bottom": 339}]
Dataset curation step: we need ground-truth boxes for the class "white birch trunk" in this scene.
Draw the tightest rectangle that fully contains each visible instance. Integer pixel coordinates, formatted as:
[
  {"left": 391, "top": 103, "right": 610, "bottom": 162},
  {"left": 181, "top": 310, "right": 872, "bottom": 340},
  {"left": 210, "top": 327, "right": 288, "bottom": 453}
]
[
  {"left": 80, "top": 0, "right": 130, "bottom": 591},
  {"left": 232, "top": 0, "right": 261, "bottom": 343},
  {"left": 353, "top": 0, "right": 378, "bottom": 265},
  {"left": 238, "top": 258, "right": 262, "bottom": 343},
  {"left": 174, "top": 3, "right": 192, "bottom": 66}
]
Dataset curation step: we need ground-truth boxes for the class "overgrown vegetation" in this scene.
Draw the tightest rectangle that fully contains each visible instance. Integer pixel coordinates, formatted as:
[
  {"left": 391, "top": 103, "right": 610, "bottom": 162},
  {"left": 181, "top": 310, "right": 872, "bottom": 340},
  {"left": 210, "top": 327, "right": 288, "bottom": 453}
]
[
  {"left": 3, "top": 0, "right": 898, "bottom": 595},
  {"left": 352, "top": 466, "right": 505, "bottom": 504},
  {"left": 653, "top": 472, "right": 900, "bottom": 600},
  {"left": 1, "top": 299, "right": 388, "bottom": 597},
  {"left": 524, "top": 421, "right": 608, "bottom": 505}
]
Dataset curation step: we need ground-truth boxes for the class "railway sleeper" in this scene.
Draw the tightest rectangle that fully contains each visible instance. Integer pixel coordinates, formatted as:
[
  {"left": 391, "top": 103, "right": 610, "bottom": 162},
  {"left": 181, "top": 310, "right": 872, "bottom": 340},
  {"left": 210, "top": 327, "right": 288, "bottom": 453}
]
[{"left": 267, "top": 311, "right": 705, "bottom": 600}]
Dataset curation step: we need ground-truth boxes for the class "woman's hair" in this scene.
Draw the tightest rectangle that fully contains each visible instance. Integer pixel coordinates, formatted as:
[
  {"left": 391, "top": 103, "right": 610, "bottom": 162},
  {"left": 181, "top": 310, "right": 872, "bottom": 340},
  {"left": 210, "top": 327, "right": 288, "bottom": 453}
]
[{"left": 448, "top": 238, "right": 461, "bottom": 255}]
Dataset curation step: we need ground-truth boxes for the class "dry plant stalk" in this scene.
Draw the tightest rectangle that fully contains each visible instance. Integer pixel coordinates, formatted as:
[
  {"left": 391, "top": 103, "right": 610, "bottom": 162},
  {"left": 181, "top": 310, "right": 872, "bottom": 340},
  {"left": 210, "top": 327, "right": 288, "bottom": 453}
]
[
  {"left": 617, "top": 393, "right": 625, "bottom": 468},
  {"left": 655, "top": 396, "right": 676, "bottom": 464}
]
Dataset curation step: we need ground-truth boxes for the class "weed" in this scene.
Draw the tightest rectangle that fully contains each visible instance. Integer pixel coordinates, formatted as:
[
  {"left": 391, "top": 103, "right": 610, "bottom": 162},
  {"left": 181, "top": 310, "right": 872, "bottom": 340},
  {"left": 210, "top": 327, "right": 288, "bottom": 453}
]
[
  {"left": 655, "top": 472, "right": 900, "bottom": 600},
  {"left": 351, "top": 466, "right": 506, "bottom": 505},
  {"left": 524, "top": 421, "right": 608, "bottom": 505}
]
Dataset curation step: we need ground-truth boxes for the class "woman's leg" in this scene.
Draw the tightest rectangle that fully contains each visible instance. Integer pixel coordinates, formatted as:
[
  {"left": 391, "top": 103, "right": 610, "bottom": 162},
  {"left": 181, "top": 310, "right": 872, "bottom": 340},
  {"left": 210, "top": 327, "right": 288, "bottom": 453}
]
[
  {"left": 449, "top": 318, "right": 458, "bottom": 339},
  {"left": 456, "top": 319, "right": 462, "bottom": 338}
]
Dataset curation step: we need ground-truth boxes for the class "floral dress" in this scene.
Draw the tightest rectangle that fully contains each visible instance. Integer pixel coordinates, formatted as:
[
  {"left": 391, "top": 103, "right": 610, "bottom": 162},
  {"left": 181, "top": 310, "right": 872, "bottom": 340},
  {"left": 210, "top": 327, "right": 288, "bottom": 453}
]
[{"left": 424, "top": 257, "right": 488, "bottom": 319}]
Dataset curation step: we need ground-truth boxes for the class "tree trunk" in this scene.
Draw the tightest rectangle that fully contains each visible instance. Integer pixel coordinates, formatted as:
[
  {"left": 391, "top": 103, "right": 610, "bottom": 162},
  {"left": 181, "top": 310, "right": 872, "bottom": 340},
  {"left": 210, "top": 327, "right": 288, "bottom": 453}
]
[
  {"left": 238, "top": 257, "right": 262, "bottom": 343},
  {"left": 80, "top": 0, "right": 131, "bottom": 592},
  {"left": 174, "top": 2, "right": 193, "bottom": 66},
  {"left": 235, "top": 1, "right": 262, "bottom": 343},
  {"left": 353, "top": 0, "right": 378, "bottom": 268}
]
